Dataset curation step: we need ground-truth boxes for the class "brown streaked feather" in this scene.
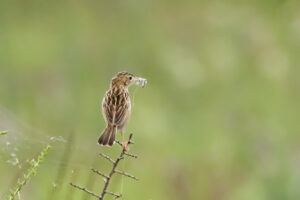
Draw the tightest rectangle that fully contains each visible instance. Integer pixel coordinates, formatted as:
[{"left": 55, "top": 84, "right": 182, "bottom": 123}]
[
  {"left": 102, "top": 86, "right": 131, "bottom": 129},
  {"left": 98, "top": 125, "right": 116, "bottom": 146},
  {"left": 99, "top": 71, "right": 138, "bottom": 146}
]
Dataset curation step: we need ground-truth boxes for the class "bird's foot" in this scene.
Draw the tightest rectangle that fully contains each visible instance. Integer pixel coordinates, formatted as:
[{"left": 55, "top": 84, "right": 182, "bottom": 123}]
[{"left": 122, "top": 141, "right": 129, "bottom": 152}]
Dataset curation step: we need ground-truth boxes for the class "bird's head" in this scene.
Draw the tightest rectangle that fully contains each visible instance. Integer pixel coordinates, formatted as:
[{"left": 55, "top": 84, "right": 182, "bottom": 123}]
[{"left": 111, "top": 71, "right": 147, "bottom": 89}]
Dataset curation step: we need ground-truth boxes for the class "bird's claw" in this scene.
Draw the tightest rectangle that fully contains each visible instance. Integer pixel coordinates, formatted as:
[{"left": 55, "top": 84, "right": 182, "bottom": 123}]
[{"left": 122, "top": 141, "right": 128, "bottom": 151}]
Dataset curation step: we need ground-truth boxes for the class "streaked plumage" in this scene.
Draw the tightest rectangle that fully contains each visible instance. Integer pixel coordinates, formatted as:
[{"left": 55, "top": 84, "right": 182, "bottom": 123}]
[{"left": 98, "top": 72, "right": 147, "bottom": 149}]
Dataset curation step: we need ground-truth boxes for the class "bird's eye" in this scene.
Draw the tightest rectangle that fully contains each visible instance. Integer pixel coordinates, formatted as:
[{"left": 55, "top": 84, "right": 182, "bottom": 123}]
[{"left": 129, "top": 76, "right": 133, "bottom": 80}]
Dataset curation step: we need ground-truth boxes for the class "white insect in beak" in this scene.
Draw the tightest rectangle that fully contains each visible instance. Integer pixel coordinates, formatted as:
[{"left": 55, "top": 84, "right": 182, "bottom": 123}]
[{"left": 134, "top": 77, "right": 147, "bottom": 88}]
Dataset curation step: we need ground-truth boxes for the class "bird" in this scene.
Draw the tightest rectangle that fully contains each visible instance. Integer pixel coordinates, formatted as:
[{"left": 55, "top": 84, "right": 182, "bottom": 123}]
[{"left": 98, "top": 71, "right": 147, "bottom": 150}]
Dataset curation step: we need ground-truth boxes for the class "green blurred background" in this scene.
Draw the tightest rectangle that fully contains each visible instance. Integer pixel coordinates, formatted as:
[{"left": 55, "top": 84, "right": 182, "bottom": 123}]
[{"left": 1, "top": 0, "right": 300, "bottom": 199}]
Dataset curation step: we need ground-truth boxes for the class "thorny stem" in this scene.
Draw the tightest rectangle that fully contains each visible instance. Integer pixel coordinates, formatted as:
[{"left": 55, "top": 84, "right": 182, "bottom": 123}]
[
  {"left": 70, "top": 134, "right": 138, "bottom": 200},
  {"left": 100, "top": 134, "right": 134, "bottom": 200},
  {"left": 69, "top": 183, "right": 101, "bottom": 199}
]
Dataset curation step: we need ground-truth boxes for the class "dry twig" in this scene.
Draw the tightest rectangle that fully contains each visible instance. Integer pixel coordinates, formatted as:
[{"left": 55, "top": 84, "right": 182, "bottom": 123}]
[{"left": 70, "top": 133, "right": 138, "bottom": 200}]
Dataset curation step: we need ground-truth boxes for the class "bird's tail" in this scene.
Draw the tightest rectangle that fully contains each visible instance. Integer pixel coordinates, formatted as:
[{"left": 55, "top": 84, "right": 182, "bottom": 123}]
[{"left": 98, "top": 125, "right": 117, "bottom": 146}]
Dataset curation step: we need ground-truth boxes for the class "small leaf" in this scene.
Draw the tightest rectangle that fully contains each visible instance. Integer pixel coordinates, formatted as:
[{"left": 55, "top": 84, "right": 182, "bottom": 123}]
[
  {"left": 0, "top": 131, "right": 8, "bottom": 135},
  {"left": 5, "top": 144, "right": 51, "bottom": 200}
]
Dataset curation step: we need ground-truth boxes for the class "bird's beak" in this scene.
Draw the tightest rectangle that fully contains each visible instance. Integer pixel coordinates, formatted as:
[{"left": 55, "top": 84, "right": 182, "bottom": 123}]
[{"left": 133, "top": 76, "right": 147, "bottom": 88}]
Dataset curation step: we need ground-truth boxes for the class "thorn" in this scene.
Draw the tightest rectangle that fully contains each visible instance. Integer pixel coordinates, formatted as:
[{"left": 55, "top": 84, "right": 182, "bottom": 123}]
[
  {"left": 69, "top": 183, "right": 102, "bottom": 199},
  {"left": 114, "top": 170, "right": 139, "bottom": 181},
  {"left": 99, "top": 153, "right": 115, "bottom": 164},
  {"left": 105, "top": 190, "right": 122, "bottom": 198},
  {"left": 91, "top": 168, "right": 109, "bottom": 179},
  {"left": 128, "top": 133, "right": 133, "bottom": 141},
  {"left": 124, "top": 152, "right": 138, "bottom": 158}
]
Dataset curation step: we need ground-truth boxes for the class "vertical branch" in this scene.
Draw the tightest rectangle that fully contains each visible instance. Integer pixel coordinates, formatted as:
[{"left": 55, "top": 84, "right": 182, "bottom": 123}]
[
  {"left": 47, "top": 132, "right": 75, "bottom": 200},
  {"left": 100, "top": 133, "right": 137, "bottom": 200},
  {"left": 80, "top": 160, "right": 98, "bottom": 200},
  {"left": 66, "top": 168, "right": 80, "bottom": 200}
]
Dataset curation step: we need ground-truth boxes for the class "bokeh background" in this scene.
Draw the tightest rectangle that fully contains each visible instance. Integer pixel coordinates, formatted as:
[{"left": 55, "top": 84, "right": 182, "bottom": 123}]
[{"left": 1, "top": 0, "right": 300, "bottom": 199}]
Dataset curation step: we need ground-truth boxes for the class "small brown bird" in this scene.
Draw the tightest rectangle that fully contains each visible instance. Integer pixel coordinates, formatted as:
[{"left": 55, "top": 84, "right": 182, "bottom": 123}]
[{"left": 98, "top": 72, "right": 147, "bottom": 150}]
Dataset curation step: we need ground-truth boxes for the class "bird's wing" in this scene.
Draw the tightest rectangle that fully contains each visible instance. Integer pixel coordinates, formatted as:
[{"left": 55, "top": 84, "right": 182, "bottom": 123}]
[
  {"left": 115, "top": 96, "right": 130, "bottom": 125},
  {"left": 102, "top": 90, "right": 115, "bottom": 125},
  {"left": 102, "top": 91, "right": 130, "bottom": 126}
]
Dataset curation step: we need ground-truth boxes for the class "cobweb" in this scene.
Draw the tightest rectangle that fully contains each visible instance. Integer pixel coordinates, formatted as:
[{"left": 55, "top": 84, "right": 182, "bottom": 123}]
[
  {"left": 0, "top": 85, "right": 143, "bottom": 199},
  {"left": 0, "top": 104, "right": 87, "bottom": 162},
  {"left": 0, "top": 103, "right": 126, "bottom": 199}
]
